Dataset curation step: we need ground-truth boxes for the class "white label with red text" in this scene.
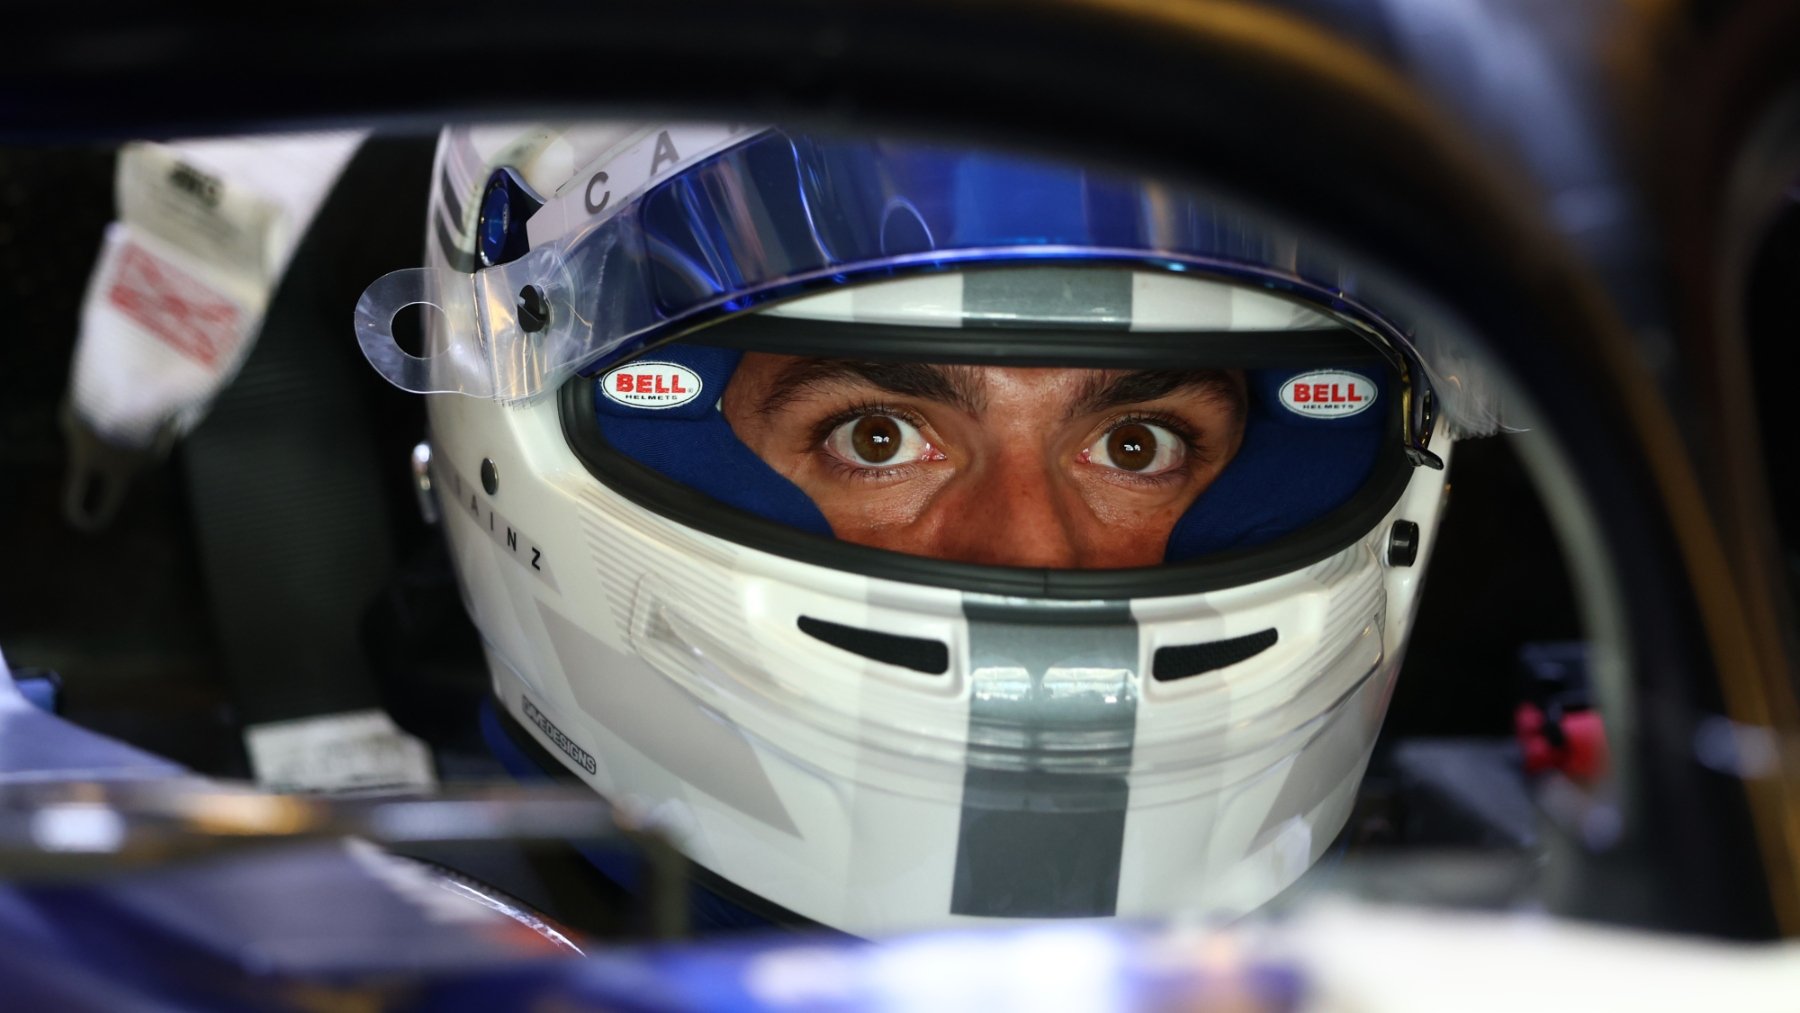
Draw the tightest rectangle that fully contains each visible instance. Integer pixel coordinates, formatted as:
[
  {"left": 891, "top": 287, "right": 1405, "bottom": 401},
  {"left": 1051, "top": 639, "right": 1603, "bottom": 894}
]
[
  {"left": 1278, "top": 370, "right": 1378, "bottom": 418},
  {"left": 600, "top": 361, "right": 704, "bottom": 410}
]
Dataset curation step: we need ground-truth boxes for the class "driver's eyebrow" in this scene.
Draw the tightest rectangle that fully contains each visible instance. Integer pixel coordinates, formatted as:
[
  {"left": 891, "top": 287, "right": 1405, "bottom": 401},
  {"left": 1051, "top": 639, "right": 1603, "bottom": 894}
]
[
  {"left": 1065, "top": 368, "right": 1245, "bottom": 420},
  {"left": 756, "top": 359, "right": 987, "bottom": 416}
]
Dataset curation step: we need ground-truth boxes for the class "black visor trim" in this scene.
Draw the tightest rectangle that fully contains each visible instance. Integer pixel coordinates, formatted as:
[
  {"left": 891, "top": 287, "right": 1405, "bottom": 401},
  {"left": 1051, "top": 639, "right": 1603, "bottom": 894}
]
[
  {"left": 1152, "top": 628, "right": 1280, "bottom": 681},
  {"left": 797, "top": 616, "right": 950, "bottom": 675},
  {"left": 684, "top": 315, "right": 1387, "bottom": 369}
]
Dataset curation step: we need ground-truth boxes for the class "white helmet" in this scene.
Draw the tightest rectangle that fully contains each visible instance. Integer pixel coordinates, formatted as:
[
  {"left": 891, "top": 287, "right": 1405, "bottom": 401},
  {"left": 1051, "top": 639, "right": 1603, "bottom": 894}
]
[{"left": 357, "top": 123, "right": 1481, "bottom": 934}]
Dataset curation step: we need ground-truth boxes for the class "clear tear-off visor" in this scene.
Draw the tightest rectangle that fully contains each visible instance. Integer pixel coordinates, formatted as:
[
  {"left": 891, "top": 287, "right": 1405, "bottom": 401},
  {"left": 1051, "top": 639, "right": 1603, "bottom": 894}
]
[{"left": 355, "top": 127, "right": 1451, "bottom": 464}]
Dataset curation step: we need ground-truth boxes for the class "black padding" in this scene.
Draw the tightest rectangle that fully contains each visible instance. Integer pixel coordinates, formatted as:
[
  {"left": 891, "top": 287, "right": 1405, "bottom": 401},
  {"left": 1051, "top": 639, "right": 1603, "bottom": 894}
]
[
  {"left": 1152, "top": 628, "right": 1279, "bottom": 682},
  {"left": 687, "top": 313, "right": 1384, "bottom": 367},
  {"left": 797, "top": 616, "right": 949, "bottom": 674},
  {"left": 182, "top": 137, "right": 434, "bottom": 725}
]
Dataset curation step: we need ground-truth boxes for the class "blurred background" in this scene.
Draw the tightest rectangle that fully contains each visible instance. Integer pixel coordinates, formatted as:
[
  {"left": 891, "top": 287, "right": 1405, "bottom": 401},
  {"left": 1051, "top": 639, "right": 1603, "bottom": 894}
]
[{"left": 3, "top": 0, "right": 1797, "bottom": 959}]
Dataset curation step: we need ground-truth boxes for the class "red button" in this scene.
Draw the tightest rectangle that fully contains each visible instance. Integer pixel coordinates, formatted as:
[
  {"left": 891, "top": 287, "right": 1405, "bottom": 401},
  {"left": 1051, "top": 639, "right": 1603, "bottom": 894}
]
[{"left": 1516, "top": 703, "right": 1608, "bottom": 781}]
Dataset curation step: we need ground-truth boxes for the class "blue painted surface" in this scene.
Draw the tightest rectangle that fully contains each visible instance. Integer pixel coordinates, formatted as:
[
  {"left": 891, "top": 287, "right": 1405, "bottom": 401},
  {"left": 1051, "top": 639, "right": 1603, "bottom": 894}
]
[{"left": 0, "top": 684, "right": 1304, "bottom": 1009}]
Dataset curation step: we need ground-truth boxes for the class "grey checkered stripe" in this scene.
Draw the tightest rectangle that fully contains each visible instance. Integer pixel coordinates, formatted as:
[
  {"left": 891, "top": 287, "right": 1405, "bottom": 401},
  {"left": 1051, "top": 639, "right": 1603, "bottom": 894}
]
[{"left": 950, "top": 598, "right": 1138, "bottom": 918}]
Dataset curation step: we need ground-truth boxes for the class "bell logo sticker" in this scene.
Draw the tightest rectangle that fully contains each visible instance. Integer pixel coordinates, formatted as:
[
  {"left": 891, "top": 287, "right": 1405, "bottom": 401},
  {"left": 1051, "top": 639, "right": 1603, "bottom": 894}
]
[
  {"left": 1279, "top": 370, "right": 1378, "bottom": 419},
  {"left": 601, "top": 361, "right": 704, "bottom": 410}
]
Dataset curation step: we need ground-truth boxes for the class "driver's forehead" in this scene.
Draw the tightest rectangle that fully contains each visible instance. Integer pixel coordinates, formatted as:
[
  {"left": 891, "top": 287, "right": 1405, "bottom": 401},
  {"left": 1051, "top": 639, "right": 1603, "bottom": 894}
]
[
  {"left": 727, "top": 352, "right": 1244, "bottom": 414},
  {"left": 732, "top": 354, "right": 1089, "bottom": 399}
]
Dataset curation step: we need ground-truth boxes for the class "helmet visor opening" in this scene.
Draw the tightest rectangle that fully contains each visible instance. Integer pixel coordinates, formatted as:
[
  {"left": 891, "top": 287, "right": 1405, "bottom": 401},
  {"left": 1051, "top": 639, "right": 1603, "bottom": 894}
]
[{"left": 559, "top": 267, "right": 1418, "bottom": 595}]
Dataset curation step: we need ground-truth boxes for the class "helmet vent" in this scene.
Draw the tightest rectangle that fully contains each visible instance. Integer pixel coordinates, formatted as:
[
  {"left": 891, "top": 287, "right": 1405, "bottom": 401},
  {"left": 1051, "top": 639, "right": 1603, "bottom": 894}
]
[
  {"left": 1153, "top": 629, "right": 1279, "bottom": 682},
  {"left": 797, "top": 616, "right": 950, "bottom": 675}
]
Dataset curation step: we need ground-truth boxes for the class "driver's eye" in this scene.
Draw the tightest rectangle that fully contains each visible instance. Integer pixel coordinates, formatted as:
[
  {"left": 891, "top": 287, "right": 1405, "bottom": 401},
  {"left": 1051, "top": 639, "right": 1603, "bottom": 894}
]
[
  {"left": 1086, "top": 421, "right": 1185, "bottom": 474},
  {"left": 825, "top": 414, "right": 928, "bottom": 467}
]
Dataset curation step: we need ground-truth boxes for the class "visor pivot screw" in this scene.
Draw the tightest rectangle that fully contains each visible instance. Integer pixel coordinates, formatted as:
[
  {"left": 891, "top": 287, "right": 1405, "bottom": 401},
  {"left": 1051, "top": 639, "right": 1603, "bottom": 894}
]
[
  {"left": 480, "top": 458, "right": 500, "bottom": 495},
  {"left": 1387, "top": 520, "right": 1420, "bottom": 567},
  {"left": 517, "top": 285, "right": 549, "bottom": 333}
]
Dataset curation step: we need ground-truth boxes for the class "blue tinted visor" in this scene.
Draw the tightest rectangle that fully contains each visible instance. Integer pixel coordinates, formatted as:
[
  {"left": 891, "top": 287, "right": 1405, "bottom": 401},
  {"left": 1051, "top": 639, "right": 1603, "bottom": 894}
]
[{"left": 355, "top": 127, "right": 1444, "bottom": 464}]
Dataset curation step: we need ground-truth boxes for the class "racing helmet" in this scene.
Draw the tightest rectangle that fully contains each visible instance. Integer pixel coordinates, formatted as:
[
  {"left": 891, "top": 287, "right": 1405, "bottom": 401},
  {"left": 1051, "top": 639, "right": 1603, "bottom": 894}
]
[{"left": 356, "top": 123, "right": 1494, "bottom": 935}]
